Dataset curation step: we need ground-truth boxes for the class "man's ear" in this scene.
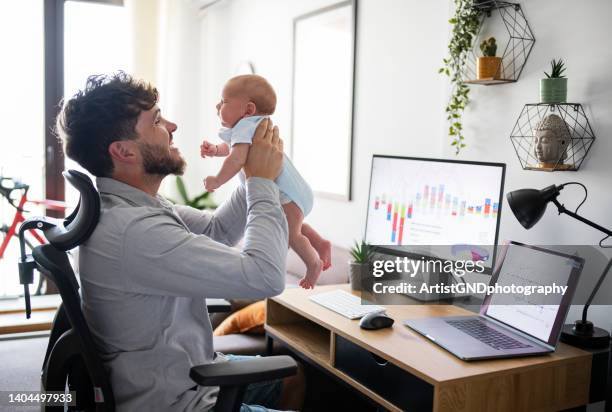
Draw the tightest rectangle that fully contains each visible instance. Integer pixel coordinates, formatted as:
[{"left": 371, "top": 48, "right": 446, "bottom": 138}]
[
  {"left": 245, "top": 102, "right": 257, "bottom": 116},
  {"left": 108, "top": 140, "right": 139, "bottom": 163}
]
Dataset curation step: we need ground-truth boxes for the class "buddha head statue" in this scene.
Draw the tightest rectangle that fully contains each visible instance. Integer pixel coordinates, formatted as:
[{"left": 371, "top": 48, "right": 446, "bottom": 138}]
[{"left": 533, "top": 114, "right": 571, "bottom": 166}]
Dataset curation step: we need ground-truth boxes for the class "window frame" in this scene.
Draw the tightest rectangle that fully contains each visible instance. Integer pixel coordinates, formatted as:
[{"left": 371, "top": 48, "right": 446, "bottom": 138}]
[{"left": 43, "top": 0, "right": 123, "bottom": 216}]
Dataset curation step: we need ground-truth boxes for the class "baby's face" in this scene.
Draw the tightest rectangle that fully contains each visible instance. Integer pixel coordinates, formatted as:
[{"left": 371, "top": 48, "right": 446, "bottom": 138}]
[{"left": 216, "top": 85, "right": 249, "bottom": 128}]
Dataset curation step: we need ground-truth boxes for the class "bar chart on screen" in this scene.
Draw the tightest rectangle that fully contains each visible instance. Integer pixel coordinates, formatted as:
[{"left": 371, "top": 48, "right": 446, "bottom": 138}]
[{"left": 365, "top": 157, "right": 504, "bottom": 248}]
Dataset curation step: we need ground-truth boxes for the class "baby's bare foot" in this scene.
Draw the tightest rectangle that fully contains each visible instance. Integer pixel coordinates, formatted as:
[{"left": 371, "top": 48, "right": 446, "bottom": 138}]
[
  {"left": 312, "top": 239, "right": 332, "bottom": 271},
  {"left": 299, "top": 278, "right": 313, "bottom": 289},
  {"left": 299, "top": 259, "right": 323, "bottom": 289}
]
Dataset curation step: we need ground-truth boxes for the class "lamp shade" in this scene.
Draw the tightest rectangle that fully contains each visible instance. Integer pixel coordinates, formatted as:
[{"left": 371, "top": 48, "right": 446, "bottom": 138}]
[
  {"left": 506, "top": 189, "right": 547, "bottom": 229},
  {"left": 506, "top": 185, "right": 561, "bottom": 229}
]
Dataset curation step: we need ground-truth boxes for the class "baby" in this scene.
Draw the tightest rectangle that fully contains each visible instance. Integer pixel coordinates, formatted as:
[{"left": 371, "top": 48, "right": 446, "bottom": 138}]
[{"left": 201, "top": 74, "right": 331, "bottom": 289}]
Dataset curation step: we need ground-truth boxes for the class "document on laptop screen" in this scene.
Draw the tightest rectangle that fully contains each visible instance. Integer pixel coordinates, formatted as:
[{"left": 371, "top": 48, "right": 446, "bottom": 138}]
[{"left": 484, "top": 245, "right": 576, "bottom": 343}]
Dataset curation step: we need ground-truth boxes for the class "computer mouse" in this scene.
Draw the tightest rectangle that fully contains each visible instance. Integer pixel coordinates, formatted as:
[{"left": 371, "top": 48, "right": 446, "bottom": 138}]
[{"left": 359, "top": 312, "right": 394, "bottom": 330}]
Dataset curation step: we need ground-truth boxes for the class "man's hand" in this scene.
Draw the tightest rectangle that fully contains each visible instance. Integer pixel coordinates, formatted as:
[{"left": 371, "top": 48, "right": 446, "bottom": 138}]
[
  {"left": 244, "top": 118, "right": 284, "bottom": 180},
  {"left": 204, "top": 176, "right": 220, "bottom": 192},
  {"left": 200, "top": 141, "right": 218, "bottom": 158}
]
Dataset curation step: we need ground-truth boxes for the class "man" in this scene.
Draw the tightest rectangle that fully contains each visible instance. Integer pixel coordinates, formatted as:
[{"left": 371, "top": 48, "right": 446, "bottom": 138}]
[{"left": 56, "top": 72, "right": 304, "bottom": 411}]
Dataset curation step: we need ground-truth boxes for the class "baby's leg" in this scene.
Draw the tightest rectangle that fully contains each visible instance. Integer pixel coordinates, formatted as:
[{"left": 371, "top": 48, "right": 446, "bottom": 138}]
[
  {"left": 301, "top": 223, "right": 332, "bottom": 271},
  {"left": 283, "top": 202, "right": 322, "bottom": 289}
]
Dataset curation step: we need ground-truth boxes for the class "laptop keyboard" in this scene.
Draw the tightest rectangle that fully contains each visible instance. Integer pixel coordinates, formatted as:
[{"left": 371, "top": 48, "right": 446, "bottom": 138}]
[{"left": 446, "top": 319, "right": 532, "bottom": 350}]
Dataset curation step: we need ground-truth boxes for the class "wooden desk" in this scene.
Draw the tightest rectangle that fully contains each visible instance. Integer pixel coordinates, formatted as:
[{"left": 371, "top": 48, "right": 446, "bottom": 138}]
[{"left": 265, "top": 284, "right": 592, "bottom": 412}]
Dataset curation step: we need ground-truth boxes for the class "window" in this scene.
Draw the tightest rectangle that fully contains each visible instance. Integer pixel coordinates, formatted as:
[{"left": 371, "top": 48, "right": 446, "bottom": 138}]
[
  {"left": 64, "top": 0, "right": 131, "bottom": 206},
  {"left": 0, "top": 1, "right": 45, "bottom": 297},
  {"left": 0, "top": 0, "right": 131, "bottom": 297}
]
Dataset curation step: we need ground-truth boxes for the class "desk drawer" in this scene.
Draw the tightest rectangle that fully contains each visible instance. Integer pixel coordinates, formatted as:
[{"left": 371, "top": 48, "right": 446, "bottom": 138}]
[{"left": 335, "top": 335, "right": 433, "bottom": 411}]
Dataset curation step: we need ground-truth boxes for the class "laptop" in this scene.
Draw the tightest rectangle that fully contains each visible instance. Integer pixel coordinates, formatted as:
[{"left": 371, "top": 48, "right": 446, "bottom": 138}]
[{"left": 404, "top": 241, "right": 584, "bottom": 360}]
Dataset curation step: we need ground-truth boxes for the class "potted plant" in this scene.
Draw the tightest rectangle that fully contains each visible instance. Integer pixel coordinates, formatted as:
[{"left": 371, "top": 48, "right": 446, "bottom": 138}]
[
  {"left": 477, "top": 37, "right": 502, "bottom": 80},
  {"left": 540, "top": 59, "right": 567, "bottom": 103},
  {"left": 171, "top": 176, "right": 217, "bottom": 210},
  {"left": 349, "top": 241, "right": 375, "bottom": 291}
]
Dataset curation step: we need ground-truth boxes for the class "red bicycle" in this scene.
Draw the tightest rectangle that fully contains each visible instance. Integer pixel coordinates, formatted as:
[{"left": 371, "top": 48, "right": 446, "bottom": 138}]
[{"left": 0, "top": 176, "right": 67, "bottom": 295}]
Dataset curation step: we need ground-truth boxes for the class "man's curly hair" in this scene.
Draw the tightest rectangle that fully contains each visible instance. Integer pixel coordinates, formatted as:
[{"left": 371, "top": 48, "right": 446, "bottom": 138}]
[{"left": 56, "top": 72, "right": 159, "bottom": 177}]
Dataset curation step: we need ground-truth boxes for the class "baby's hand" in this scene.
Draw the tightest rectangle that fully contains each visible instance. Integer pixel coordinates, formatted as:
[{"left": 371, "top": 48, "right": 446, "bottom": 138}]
[
  {"left": 200, "top": 141, "right": 218, "bottom": 158},
  {"left": 204, "top": 176, "right": 220, "bottom": 192}
]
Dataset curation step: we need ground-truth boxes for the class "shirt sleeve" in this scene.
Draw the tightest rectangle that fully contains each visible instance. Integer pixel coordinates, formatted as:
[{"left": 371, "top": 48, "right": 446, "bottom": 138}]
[
  {"left": 174, "top": 183, "right": 248, "bottom": 247},
  {"left": 229, "top": 117, "right": 265, "bottom": 146},
  {"left": 121, "top": 178, "right": 289, "bottom": 299}
]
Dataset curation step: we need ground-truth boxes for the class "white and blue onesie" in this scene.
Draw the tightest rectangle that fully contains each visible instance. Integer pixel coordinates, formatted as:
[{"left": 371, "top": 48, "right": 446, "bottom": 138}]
[{"left": 219, "top": 115, "right": 314, "bottom": 216}]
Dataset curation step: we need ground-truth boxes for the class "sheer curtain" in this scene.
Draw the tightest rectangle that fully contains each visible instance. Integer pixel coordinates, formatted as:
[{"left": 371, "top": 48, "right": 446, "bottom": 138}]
[
  {"left": 126, "top": 0, "right": 161, "bottom": 84},
  {"left": 127, "top": 0, "right": 206, "bottom": 199},
  {"left": 64, "top": 1, "right": 133, "bottom": 207}
]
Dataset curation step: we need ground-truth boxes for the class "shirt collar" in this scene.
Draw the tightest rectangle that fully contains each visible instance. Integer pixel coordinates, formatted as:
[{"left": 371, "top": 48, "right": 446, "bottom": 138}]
[{"left": 96, "top": 177, "right": 165, "bottom": 208}]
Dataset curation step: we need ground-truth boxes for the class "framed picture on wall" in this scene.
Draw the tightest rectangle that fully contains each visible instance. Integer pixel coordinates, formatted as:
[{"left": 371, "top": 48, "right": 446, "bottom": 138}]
[{"left": 291, "top": 0, "right": 357, "bottom": 201}]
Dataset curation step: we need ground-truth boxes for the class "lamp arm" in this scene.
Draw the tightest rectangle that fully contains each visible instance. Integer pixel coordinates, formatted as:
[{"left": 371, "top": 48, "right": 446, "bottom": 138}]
[
  {"left": 581, "top": 258, "right": 612, "bottom": 323},
  {"left": 552, "top": 199, "right": 612, "bottom": 237},
  {"left": 551, "top": 199, "right": 612, "bottom": 323}
]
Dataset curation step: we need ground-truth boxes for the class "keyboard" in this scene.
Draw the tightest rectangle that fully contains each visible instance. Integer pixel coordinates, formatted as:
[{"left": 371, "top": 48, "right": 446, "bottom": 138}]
[
  {"left": 446, "top": 318, "right": 532, "bottom": 350},
  {"left": 309, "top": 290, "right": 386, "bottom": 319}
]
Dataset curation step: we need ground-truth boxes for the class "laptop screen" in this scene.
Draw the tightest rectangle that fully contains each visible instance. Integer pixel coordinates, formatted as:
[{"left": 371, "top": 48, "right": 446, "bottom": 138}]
[{"left": 482, "top": 242, "right": 583, "bottom": 346}]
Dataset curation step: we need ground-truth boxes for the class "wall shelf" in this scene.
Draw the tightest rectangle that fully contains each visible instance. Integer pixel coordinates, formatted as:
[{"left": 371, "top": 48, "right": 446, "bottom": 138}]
[
  {"left": 464, "top": 78, "right": 516, "bottom": 85},
  {"left": 462, "top": 0, "right": 535, "bottom": 84},
  {"left": 509, "top": 103, "right": 596, "bottom": 171}
]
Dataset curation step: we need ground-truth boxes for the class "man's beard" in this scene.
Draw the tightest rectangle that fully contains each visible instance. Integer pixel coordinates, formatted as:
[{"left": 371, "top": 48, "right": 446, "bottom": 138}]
[{"left": 139, "top": 142, "right": 186, "bottom": 176}]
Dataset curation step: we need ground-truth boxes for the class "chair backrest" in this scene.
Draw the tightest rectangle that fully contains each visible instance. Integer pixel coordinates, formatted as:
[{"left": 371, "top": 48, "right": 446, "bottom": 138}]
[
  {"left": 46, "top": 170, "right": 101, "bottom": 251},
  {"left": 22, "top": 170, "right": 115, "bottom": 410}
]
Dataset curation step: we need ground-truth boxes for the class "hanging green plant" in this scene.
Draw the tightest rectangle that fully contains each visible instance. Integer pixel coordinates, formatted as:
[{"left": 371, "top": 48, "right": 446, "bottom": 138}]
[{"left": 439, "top": 0, "right": 480, "bottom": 155}]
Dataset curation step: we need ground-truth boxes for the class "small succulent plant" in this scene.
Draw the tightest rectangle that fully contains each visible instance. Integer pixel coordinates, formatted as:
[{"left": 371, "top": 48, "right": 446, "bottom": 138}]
[
  {"left": 544, "top": 59, "right": 566, "bottom": 78},
  {"left": 480, "top": 37, "right": 497, "bottom": 57},
  {"left": 350, "top": 241, "right": 376, "bottom": 264}
]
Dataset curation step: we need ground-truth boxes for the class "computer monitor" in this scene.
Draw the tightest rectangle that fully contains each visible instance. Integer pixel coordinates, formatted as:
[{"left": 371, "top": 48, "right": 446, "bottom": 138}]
[{"left": 364, "top": 155, "right": 506, "bottom": 272}]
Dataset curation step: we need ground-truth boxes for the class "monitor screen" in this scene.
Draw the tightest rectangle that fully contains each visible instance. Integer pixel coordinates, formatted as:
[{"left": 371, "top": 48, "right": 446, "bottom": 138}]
[
  {"left": 364, "top": 155, "right": 505, "bottom": 270},
  {"left": 482, "top": 242, "right": 583, "bottom": 345}
]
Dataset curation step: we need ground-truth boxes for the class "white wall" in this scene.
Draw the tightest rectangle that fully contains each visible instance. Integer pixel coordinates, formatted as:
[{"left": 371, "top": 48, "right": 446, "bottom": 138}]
[
  {"left": 184, "top": 0, "right": 612, "bottom": 327},
  {"left": 194, "top": 0, "right": 450, "bottom": 239}
]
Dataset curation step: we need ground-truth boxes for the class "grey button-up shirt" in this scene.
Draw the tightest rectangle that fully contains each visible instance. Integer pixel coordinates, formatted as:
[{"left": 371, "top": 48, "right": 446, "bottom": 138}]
[{"left": 79, "top": 177, "right": 288, "bottom": 411}]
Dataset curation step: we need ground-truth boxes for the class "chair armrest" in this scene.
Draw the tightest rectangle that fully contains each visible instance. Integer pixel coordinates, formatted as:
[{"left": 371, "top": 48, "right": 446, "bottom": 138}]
[
  {"left": 206, "top": 298, "right": 232, "bottom": 313},
  {"left": 190, "top": 355, "right": 297, "bottom": 386}
]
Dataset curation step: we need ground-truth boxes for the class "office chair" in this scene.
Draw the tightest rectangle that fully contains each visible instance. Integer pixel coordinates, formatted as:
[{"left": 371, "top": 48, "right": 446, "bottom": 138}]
[{"left": 17, "top": 169, "right": 297, "bottom": 412}]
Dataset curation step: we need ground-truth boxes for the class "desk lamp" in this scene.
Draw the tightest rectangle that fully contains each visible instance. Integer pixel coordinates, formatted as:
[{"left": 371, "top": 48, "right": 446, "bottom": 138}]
[{"left": 507, "top": 182, "right": 612, "bottom": 348}]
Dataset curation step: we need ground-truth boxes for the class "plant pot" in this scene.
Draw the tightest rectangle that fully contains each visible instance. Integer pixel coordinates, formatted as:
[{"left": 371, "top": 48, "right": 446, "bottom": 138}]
[
  {"left": 477, "top": 56, "right": 502, "bottom": 80},
  {"left": 349, "top": 262, "right": 370, "bottom": 291},
  {"left": 540, "top": 78, "right": 567, "bottom": 103}
]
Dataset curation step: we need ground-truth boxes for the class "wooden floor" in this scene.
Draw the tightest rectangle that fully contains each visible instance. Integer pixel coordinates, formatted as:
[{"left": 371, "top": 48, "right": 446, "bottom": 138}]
[{"left": 0, "top": 294, "right": 60, "bottom": 335}]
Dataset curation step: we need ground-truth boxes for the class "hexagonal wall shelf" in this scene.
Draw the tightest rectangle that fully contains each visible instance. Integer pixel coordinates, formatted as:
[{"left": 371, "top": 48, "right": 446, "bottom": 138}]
[
  {"left": 509, "top": 103, "right": 596, "bottom": 171},
  {"left": 463, "top": 1, "right": 535, "bottom": 85}
]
